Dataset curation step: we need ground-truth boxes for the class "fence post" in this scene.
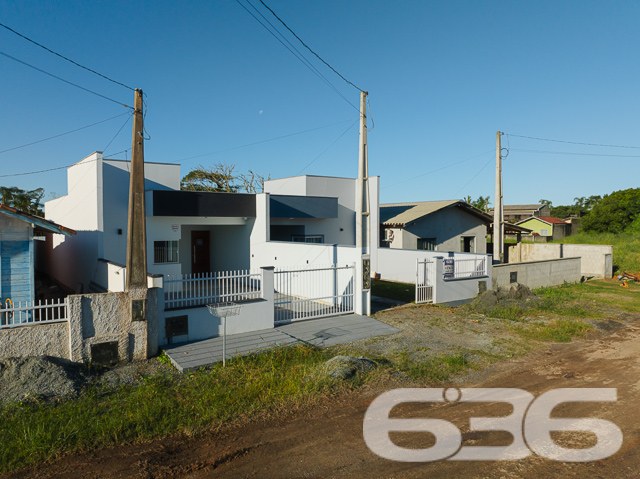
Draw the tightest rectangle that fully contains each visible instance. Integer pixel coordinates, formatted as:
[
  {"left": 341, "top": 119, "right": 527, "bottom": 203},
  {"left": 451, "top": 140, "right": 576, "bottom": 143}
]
[
  {"left": 261, "top": 266, "right": 275, "bottom": 323},
  {"left": 433, "top": 257, "right": 444, "bottom": 304}
]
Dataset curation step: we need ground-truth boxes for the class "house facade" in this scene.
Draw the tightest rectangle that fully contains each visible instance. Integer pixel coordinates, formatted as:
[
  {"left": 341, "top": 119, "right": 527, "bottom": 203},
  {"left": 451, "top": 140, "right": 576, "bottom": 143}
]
[
  {"left": 515, "top": 216, "right": 572, "bottom": 241},
  {"left": 380, "top": 200, "right": 492, "bottom": 253}
]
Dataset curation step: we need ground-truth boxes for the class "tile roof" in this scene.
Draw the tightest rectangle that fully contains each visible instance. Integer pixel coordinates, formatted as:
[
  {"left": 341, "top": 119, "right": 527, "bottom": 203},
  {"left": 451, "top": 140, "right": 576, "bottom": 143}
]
[
  {"left": 0, "top": 204, "right": 76, "bottom": 236},
  {"left": 515, "top": 216, "right": 566, "bottom": 226}
]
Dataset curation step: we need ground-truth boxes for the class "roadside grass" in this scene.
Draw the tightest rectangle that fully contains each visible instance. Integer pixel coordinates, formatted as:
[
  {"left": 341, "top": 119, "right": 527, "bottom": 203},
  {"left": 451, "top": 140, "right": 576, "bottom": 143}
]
[
  {"left": 509, "top": 319, "right": 592, "bottom": 343},
  {"left": 371, "top": 279, "right": 415, "bottom": 303},
  {"left": 552, "top": 231, "right": 640, "bottom": 274},
  {"left": 0, "top": 341, "right": 478, "bottom": 474}
]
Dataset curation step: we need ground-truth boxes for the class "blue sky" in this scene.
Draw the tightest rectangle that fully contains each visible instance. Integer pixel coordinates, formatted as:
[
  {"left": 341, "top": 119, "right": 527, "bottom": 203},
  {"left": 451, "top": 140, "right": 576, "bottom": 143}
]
[{"left": 1, "top": 0, "right": 638, "bottom": 208}]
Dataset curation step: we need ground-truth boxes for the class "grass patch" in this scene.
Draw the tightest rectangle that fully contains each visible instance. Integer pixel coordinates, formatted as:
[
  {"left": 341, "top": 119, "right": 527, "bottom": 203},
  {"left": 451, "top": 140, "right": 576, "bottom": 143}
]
[
  {"left": 552, "top": 231, "right": 640, "bottom": 274},
  {"left": 371, "top": 279, "right": 415, "bottom": 303},
  {"left": 393, "top": 350, "right": 472, "bottom": 381},
  {"left": 0, "top": 344, "right": 344, "bottom": 473},
  {"left": 511, "top": 319, "right": 592, "bottom": 343}
]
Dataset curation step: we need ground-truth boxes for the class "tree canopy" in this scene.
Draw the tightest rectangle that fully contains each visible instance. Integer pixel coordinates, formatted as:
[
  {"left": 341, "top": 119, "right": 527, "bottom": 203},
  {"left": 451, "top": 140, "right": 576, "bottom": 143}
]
[
  {"left": 581, "top": 188, "right": 640, "bottom": 233},
  {"left": 0, "top": 186, "right": 45, "bottom": 216},
  {"left": 464, "top": 195, "right": 491, "bottom": 211},
  {"left": 180, "top": 163, "right": 269, "bottom": 194}
]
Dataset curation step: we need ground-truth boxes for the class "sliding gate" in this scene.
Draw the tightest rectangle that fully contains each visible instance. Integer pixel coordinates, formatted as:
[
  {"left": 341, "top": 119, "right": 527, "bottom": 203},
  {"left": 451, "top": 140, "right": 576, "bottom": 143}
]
[
  {"left": 274, "top": 264, "right": 355, "bottom": 324},
  {"left": 416, "top": 259, "right": 435, "bottom": 303}
]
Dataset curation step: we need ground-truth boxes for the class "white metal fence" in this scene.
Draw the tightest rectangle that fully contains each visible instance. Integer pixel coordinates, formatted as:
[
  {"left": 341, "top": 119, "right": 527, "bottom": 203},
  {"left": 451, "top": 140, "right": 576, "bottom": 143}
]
[
  {"left": 164, "top": 270, "right": 262, "bottom": 310},
  {"left": 445, "top": 257, "right": 487, "bottom": 280},
  {"left": 0, "top": 298, "right": 68, "bottom": 329},
  {"left": 415, "top": 259, "right": 434, "bottom": 303},
  {"left": 274, "top": 264, "right": 355, "bottom": 324}
]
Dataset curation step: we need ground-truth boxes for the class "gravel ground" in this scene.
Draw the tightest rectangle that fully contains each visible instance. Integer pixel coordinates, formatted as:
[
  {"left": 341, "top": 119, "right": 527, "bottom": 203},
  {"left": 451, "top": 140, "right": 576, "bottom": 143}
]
[{"left": 0, "top": 356, "right": 177, "bottom": 404}]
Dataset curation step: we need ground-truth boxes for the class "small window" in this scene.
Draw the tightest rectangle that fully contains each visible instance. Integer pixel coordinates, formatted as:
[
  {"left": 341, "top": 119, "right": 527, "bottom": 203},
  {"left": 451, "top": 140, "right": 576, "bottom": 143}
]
[
  {"left": 154, "top": 240, "right": 179, "bottom": 264},
  {"left": 541, "top": 229, "right": 549, "bottom": 236},
  {"left": 291, "top": 235, "right": 324, "bottom": 244},
  {"left": 418, "top": 238, "right": 436, "bottom": 250}
]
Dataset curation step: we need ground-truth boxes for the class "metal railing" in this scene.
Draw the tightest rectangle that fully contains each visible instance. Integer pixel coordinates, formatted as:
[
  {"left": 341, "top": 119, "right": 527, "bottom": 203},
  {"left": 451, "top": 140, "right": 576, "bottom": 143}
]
[
  {"left": 446, "top": 257, "right": 487, "bottom": 280},
  {"left": 274, "top": 264, "right": 355, "bottom": 324},
  {"left": 0, "top": 298, "right": 68, "bottom": 329},
  {"left": 164, "top": 270, "right": 262, "bottom": 310},
  {"left": 416, "top": 259, "right": 434, "bottom": 303}
]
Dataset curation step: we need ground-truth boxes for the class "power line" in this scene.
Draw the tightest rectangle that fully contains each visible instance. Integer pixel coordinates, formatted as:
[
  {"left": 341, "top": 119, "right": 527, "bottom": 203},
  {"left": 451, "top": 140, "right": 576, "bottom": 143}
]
[
  {"left": 258, "top": 0, "right": 363, "bottom": 92},
  {"left": 294, "top": 119, "right": 358, "bottom": 175},
  {"left": 0, "top": 22, "right": 135, "bottom": 91},
  {"left": 507, "top": 133, "right": 640, "bottom": 150},
  {"left": 511, "top": 148, "right": 640, "bottom": 158},
  {"left": 454, "top": 155, "right": 494, "bottom": 196},
  {"left": 0, "top": 112, "right": 131, "bottom": 155},
  {"left": 235, "top": 0, "right": 359, "bottom": 112},
  {"left": 0, "top": 50, "right": 131, "bottom": 108},
  {"left": 381, "top": 150, "right": 495, "bottom": 190},
  {"left": 103, "top": 113, "right": 133, "bottom": 154},
  {"left": 173, "top": 118, "right": 358, "bottom": 164}
]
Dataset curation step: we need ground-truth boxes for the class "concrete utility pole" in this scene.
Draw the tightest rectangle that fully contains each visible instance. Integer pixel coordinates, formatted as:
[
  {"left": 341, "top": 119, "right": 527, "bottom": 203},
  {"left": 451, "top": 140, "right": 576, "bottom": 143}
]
[
  {"left": 355, "top": 91, "right": 371, "bottom": 316},
  {"left": 493, "top": 131, "right": 504, "bottom": 263},
  {"left": 125, "top": 89, "right": 148, "bottom": 293}
]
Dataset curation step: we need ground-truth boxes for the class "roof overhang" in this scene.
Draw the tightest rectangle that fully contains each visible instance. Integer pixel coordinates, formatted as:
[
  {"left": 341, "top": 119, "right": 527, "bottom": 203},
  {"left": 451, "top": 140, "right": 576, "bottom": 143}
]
[
  {"left": 149, "top": 190, "right": 256, "bottom": 218},
  {"left": 0, "top": 204, "right": 76, "bottom": 236},
  {"left": 270, "top": 195, "right": 338, "bottom": 219}
]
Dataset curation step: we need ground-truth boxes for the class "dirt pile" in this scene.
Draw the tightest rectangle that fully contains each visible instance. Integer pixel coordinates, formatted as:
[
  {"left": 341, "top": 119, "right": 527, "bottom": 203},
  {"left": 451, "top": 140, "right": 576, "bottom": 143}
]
[
  {"left": 0, "top": 356, "right": 89, "bottom": 403},
  {"left": 322, "top": 355, "right": 377, "bottom": 380},
  {"left": 470, "top": 282, "right": 542, "bottom": 312}
]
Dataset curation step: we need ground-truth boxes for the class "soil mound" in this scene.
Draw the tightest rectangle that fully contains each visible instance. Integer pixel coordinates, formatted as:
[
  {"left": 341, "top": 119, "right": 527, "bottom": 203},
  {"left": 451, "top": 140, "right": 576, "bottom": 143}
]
[
  {"left": 471, "top": 283, "right": 542, "bottom": 312},
  {"left": 322, "top": 355, "right": 377, "bottom": 380}
]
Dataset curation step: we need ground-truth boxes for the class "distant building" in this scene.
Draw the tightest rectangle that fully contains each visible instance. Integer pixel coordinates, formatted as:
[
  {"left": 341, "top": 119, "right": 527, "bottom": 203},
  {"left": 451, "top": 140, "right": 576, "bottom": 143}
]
[
  {"left": 488, "top": 204, "right": 550, "bottom": 223},
  {"left": 515, "top": 216, "right": 571, "bottom": 240},
  {"left": 380, "top": 200, "right": 493, "bottom": 253}
]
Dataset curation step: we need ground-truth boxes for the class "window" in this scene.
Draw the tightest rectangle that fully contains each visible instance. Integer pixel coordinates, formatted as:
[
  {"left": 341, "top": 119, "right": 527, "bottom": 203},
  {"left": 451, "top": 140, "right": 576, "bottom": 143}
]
[
  {"left": 461, "top": 236, "right": 475, "bottom": 253},
  {"left": 291, "top": 235, "right": 324, "bottom": 244},
  {"left": 541, "top": 229, "right": 549, "bottom": 236},
  {"left": 417, "top": 238, "right": 436, "bottom": 250},
  {"left": 154, "top": 240, "right": 179, "bottom": 264}
]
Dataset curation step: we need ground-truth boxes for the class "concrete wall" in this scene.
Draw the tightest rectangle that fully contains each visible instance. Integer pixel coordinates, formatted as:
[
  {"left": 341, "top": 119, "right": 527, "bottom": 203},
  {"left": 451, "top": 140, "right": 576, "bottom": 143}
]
[
  {"left": 508, "top": 243, "right": 613, "bottom": 278},
  {"left": 386, "top": 206, "right": 488, "bottom": 253},
  {"left": 493, "top": 257, "right": 582, "bottom": 290},
  {"left": 431, "top": 257, "right": 491, "bottom": 305},
  {"left": 0, "top": 322, "right": 69, "bottom": 359}
]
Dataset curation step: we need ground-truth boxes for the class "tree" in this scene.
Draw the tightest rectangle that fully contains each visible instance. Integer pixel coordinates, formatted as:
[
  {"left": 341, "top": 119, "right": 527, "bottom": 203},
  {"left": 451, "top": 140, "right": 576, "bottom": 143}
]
[
  {"left": 539, "top": 199, "right": 552, "bottom": 207},
  {"left": 0, "top": 186, "right": 44, "bottom": 216},
  {"left": 180, "top": 163, "right": 270, "bottom": 193},
  {"left": 581, "top": 188, "right": 640, "bottom": 233},
  {"left": 465, "top": 195, "right": 490, "bottom": 211}
]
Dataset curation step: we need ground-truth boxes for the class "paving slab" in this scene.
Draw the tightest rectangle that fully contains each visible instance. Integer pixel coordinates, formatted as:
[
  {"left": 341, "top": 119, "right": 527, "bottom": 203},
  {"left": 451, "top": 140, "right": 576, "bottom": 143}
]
[{"left": 164, "top": 314, "right": 401, "bottom": 372}]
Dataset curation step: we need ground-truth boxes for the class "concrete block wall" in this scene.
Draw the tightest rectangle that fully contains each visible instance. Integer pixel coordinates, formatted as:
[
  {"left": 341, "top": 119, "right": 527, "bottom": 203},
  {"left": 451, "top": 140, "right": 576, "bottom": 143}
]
[
  {"left": 508, "top": 243, "right": 612, "bottom": 278},
  {"left": 493, "top": 257, "right": 581, "bottom": 290}
]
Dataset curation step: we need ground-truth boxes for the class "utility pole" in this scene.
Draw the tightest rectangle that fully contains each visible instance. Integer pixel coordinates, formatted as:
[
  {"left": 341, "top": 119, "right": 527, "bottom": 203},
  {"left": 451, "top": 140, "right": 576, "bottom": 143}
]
[
  {"left": 493, "top": 131, "right": 504, "bottom": 263},
  {"left": 125, "top": 89, "right": 148, "bottom": 296},
  {"left": 355, "top": 91, "right": 371, "bottom": 316}
]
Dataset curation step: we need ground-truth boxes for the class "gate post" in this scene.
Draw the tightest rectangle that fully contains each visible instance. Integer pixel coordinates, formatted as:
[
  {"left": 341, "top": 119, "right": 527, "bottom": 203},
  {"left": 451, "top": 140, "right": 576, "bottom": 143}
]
[{"left": 433, "top": 257, "right": 444, "bottom": 304}]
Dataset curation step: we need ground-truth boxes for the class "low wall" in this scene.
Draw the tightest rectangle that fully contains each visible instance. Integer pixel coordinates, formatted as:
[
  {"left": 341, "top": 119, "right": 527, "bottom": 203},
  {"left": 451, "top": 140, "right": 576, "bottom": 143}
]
[
  {"left": 431, "top": 257, "right": 491, "bottom": 305},
  {"left": 0, "top": 322, "right": 69, "bottom": 359},
  {"left": 376, "top": 248, "right": 491, "bottom": 284},
  {"left": 508, "top": 243, "right": 612, "bottom": 278},
  {"left": 493, "top": 257, "right": 581, "bottom": 290}
]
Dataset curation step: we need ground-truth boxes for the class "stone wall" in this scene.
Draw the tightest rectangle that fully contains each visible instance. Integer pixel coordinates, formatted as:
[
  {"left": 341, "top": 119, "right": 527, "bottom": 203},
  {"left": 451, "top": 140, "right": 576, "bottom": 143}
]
[{"left": 0, "top": 322, "right": 69, "bottom": 359}]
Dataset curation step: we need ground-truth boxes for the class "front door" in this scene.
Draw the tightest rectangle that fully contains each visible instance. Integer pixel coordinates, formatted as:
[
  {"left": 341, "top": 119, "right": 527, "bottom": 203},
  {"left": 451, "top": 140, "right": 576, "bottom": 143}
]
[{"left": 191, "top": 230, "right": 210, "bottom": 275}]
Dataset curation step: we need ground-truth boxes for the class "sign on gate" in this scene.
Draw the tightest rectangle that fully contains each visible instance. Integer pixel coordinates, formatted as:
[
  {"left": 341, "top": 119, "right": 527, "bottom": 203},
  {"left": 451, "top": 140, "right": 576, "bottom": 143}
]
[{"left": 444, "top": 258, "right": 454, "bottom": 279}]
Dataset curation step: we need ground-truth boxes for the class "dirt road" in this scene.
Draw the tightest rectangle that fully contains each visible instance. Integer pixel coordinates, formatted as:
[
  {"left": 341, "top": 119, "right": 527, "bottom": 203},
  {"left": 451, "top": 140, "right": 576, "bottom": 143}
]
[{"left": 9, "top": 318, "right": 640, "bottom": 478}]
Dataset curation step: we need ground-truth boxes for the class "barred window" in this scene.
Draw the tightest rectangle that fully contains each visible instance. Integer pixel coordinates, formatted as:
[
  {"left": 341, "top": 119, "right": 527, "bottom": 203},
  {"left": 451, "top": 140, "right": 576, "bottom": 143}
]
[{"left": 154, "top": 240, "right": 179, "bottom": 264}]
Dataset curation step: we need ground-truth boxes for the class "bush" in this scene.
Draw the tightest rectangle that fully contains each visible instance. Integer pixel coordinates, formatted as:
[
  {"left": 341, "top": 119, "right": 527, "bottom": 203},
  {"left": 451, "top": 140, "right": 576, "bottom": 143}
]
[{"left": 581, "top": 188, "right": 640, "bottom": 233}]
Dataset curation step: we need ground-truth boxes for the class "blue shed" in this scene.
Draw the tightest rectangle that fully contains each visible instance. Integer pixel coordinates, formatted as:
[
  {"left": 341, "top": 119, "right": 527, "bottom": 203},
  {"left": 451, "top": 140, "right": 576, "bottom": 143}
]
[{"left": 0, "top": 205, "right": 75, "bottom": 306}]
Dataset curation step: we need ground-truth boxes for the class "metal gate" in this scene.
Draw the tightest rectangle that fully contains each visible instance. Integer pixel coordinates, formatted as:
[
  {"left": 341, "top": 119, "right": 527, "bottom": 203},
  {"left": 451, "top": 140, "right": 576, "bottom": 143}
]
[
  {"left": 274, "top": 264, "right": 355, "bottom": 324},
  {"left": 416, "top": 259, "right": 435, "bottom": 303}
]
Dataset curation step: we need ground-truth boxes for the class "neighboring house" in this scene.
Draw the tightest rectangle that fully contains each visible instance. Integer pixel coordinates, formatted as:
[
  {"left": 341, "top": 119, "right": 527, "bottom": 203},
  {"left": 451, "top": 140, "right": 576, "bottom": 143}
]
[
  {"left": 489, "top": 204, "right": 550, "bottom": 223},
  {"left": 379, "top": 200, "right": 493, "bottom": 253},
  {"left": 515, "top": 216, "right": 571, "bottom": 240},
  {"left": 0, "top": 204, "right": 75, "bottom": 305}
]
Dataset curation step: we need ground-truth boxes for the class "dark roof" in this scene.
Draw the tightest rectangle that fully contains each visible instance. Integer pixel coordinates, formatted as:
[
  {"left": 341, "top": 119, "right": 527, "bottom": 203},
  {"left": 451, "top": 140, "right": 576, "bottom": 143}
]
[
  {"left": 150, "top": 190, "right": 256, "bottom": 218},
  {"left": 381, "top": 200, "right": 493, "bottom": 226},
  {"left": 0, "top": 204, "right": 76, "bottom": 236}
]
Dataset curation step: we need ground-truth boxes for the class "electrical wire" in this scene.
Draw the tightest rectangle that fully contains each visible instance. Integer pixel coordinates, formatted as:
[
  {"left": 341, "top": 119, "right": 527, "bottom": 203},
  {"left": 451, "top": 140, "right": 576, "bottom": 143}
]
[
  {"left": 381, "top": 150, "right": 495, "bottom": 190},
  {"left": 104, "top": 148, "right": 130, "bottom": 159},
  {"left": 244, "top": 0, "right": 358, "bottom": 111},
  {"left": 258, "top": 0, "right": 363, "bottom": 92},
  {"left": 0, "top": 22, "right": 135, "bottom": 91},
  {"left": 506, "top": 133, "right": 640, "bottom": 150},
  {"left": 454, "top": 155, "right": 494, "bottom": 196},
  {"left": 366, "top": 97, "right": 374, "bottom": 131},
  {"left": 0, "top": 111, "right": 131, "bottom": 154},
  {"left": 173, "top": 118, "right": 358, "bottom": 164},
  {"left": 103, "top": 112, "right": 133, "bottom": 154},
  {"left": 235, "top": 0, "right": 359, "bottom": 112},
  {"left": 0, "top": 50, "right": 131, "bottom": 108},
  {"left": 510, "top": 148, "right": 640, "bottom": 158}
]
